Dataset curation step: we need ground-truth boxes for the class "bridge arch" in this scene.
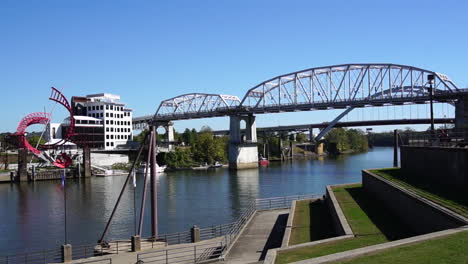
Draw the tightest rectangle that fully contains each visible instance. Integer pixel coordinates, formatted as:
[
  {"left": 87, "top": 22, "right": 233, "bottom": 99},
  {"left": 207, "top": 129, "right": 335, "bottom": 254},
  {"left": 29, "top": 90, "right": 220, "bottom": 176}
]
[
  {"left": 153, "top": 93, "right": 241, "bottom": 121},
  {"left": 240, "top": 64, "right": 459, "bottom": 112}
]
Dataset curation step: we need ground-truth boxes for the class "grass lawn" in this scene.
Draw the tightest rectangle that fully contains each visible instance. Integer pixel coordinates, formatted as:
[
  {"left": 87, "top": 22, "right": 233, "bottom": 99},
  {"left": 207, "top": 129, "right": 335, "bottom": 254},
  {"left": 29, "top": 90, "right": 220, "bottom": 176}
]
[
  {"left": 335, "top": 230, "right": 468, "bottom": 264},
  {"left": 370, "top": 168, "right": 468, "bottom": 218},
  {"left": 289, "top": 199, "right": 335, "bottom": 245},
  {"left": 276, "top": 184, "right": 415, "bottom": 264}
]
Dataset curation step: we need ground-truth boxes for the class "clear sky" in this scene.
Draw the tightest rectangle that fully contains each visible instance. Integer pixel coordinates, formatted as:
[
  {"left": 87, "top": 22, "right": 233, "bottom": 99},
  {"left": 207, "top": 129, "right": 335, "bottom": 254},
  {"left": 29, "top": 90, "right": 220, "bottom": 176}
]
[{"left": 1, "top": 0, "right": 467, "bottom": 133}]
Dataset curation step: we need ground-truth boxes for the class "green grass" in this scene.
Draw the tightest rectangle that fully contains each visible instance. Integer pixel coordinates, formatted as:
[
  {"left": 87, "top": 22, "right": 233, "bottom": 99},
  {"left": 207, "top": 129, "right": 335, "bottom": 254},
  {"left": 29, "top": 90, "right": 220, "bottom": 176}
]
[
  {"left": 289, "top": 200, "right": 335, "bottom": 245},
  {"left": 335, "top": 230, "right": 468, "bottom": 264},
  {"left": 276, "top": 184, "right": 415, "bottom": 264},
  {"left": 370, "top": 168, "right": 468, "bottom": 218}
]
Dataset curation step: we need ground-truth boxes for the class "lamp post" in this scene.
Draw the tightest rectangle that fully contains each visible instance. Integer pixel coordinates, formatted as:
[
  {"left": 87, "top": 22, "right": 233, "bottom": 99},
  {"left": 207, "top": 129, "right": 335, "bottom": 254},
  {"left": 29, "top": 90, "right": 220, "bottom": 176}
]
[{"left": 427, "top": 74, "right": 435, "bottom": 134}]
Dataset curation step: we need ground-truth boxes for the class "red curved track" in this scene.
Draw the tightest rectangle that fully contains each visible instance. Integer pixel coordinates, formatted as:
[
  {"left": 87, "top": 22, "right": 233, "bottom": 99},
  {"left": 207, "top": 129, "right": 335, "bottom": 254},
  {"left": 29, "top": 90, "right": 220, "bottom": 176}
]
[{"left": 15, "top": 87, "right": 76, "bottom": 167}]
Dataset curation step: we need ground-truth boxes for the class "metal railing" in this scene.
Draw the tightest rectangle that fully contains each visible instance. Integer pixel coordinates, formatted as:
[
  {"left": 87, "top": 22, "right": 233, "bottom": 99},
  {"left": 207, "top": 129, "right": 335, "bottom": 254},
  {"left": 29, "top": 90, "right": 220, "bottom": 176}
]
[
  {"left": 0, "top": 249, "right": 61, "bottom": 264},
  {"left": 73, "top": 259, "right": 112, "bottom": 264},
  {"left": 137, "top": 241, "right": 225, "bottom": 264},
  {"left": 137, "top": 194, "right": 320, "bottom": 264},
  {"left": 403, "top": 129, "right": 468, "bottom": 148},
  {"left": 255, "top": 194, "right": 321, "bottom": 211}
]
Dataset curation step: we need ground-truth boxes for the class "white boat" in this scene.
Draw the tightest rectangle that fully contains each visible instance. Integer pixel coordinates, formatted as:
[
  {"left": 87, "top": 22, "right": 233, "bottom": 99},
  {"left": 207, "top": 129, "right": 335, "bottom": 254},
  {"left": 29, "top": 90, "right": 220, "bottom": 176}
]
[
  {"left": 209, "top": 162, "right": 223, "bottom": 169},
  {"left": 138, "top": 162, "right": 166, "bottom": 173}
]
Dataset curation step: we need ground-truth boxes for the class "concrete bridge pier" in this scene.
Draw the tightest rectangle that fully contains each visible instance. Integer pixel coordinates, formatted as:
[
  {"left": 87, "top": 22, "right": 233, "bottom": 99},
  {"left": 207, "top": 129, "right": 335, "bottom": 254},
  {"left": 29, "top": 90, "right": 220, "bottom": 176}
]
[
  {"left": 163, "top": 122, "right": 175, "bottom": 151},
  {"left": 153, "top": 121, "right": 175, "bottom": 152},
  {"left": 229, "top": 114, "right": 258, "bottom": 169}
]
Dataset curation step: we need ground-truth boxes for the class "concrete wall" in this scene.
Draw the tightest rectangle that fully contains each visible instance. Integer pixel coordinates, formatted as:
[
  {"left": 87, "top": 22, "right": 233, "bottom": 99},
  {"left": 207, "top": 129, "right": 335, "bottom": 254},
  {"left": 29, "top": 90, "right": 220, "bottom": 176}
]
[
  {"left": 91, "top": 153, "right": 129, "bottom": 167},
  {"left": 362, "top": 170, "right": 467, "bottom": 235},
  {"left": 228, "top": 143, "right": 258, "bottom": 169},
  {"left": 400, "top": 146, "right": 468, "bottom": 192},
  {"left": 325, "top": 185, "right": 354, "bottom": 236}
]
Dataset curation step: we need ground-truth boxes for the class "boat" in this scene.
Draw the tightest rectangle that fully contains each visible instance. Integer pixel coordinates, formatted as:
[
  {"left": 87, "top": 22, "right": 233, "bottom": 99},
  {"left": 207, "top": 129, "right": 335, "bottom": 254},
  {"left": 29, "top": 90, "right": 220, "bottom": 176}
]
[
  {"left": 209, "top": 162, "right": 223, "bottom": 169},
  {"left": 259, "top": 157, "right": 270, "bottom": 166},
  {"left": 137, "top": 162, "right": 167, "bottom": 173}
]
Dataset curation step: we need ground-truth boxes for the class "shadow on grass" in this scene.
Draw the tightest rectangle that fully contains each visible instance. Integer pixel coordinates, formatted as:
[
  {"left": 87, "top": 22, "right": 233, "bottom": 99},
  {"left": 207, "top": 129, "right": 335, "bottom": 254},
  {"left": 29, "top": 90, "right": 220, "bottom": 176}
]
[
  {"left": 309, "top": 200, "right": 336, "bottom": 241},
  {"left": 346, "top": 186, "right": 418, "bottom": 240},
  {"left": 382, "top": 169, "right": 468, "bottom": 207},
  {"left": 259, "top": 213, "right": 288, "bottom": 261}
]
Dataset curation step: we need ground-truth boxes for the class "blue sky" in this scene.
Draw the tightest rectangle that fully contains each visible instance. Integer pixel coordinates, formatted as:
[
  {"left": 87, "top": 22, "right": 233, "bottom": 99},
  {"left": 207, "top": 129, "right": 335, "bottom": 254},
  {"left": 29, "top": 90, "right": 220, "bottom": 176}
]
[{"left": 1, "top": 0, "right": 467, "bottom": 133}]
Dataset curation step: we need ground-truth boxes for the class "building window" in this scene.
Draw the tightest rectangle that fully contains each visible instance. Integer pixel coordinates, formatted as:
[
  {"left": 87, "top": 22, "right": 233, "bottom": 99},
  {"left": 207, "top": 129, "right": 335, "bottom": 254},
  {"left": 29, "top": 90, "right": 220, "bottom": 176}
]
[
  {"left": 111, "top": 127, "right": 114, "bottom": 132},
  {"left": 111, "top": 105, "right": 114, "bottom": 110},
  {"left": 100, "top": 105, "right": 103, "bottom": 110},
  {"left": 110, "top": 113, "right": 113, "bottom": 118},
  {"left": 106, "top": 135, "right": 109, "bottom": 139},
  {"left": 106, "top": 105, "right": 109, "bottom": 110},
  {"left": 106, "top": 120, "right": 109, "bottom": 124},
  {"left": 111, "top": 142, "right": 114, "bottom": 146},
  {"left": 106, "top": 113, "right": 109, "bottom": 117},
  {"left": 106, "top": 142, "right": 109, "bottom": 146},
  {"left": 111, "top": 120, "right": 114, "bottom": 125}
]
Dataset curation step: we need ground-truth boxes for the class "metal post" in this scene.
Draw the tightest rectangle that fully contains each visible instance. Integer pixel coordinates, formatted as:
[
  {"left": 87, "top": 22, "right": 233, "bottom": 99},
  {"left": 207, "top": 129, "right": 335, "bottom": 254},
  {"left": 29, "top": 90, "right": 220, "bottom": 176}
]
[
  {"left": 31, "top": 165, "right": 35, "bottom": 182},
  {"left": 428, "top": 75, "right": 435, "bottom": 134},
  {"left": 63, "top": 169, "right": 68, "bottom": 244},
  {"left": 138, "top": 131, "right": 154, "bottom": 236},
  {"left": 194, "top": 246, "right": 197, "bottom": 262},
  {"left": 393, "top": 129, "right": 398, "bottom": 167},
  {"left": 150, "top": 126, "right": 158, "bottom": 240},
  {"left": 98, "top": 132, "right": 149, "bottom": 244}
]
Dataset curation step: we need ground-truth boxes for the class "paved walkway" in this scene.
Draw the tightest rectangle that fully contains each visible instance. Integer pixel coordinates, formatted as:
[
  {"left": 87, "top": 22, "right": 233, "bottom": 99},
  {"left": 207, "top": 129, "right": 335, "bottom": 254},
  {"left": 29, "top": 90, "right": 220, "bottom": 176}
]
[{"left": 225, "top": 209, "right": 289, "bottom": 264}]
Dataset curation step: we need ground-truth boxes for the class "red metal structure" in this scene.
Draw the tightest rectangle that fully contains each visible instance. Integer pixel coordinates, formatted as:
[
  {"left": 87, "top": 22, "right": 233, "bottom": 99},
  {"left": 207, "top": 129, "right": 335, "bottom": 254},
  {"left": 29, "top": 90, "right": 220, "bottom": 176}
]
[{"left": 14, "top": 87, "right": 76, "bottom": 168}]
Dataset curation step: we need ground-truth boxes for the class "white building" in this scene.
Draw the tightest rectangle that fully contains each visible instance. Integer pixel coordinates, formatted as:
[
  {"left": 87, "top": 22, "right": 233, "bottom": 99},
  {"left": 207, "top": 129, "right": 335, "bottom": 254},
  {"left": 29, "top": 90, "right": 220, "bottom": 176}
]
[
  {"left": 79, "top": 93, "right": 133, "bottom": 150},
  {"left": 44, "top": 93, "right": 133, "bottom": 151}
]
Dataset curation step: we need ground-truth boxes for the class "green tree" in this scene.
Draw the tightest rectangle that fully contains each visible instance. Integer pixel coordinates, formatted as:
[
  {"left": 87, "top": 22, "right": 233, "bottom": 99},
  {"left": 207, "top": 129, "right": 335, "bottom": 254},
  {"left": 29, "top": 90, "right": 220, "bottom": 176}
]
[
  {"left": 346, "top": 129, "right": 368, "bottom": 152},
  {"left": 27, "top": 135, "right": 46, "bottom": 147},
  {"left": 133, "top": 129, "right": 149, "bottom": 144},
  {"left": 164, "top": 147, "right": 193, "bottom": 168},
  {"left": 324, "top": 128, "right": 350, "bottom": 154},
  {"left": 192, "top": 132, "right": 227, "bottom": 164},
  {"left": 296, "top": 133, "right": 308, "bottom": 143}
]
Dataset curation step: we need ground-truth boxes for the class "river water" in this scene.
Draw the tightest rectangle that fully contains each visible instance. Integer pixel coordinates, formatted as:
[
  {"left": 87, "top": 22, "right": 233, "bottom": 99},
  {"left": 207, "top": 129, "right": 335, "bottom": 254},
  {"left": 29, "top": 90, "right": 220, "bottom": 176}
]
[{"left": 0, "top": 147, "right": 393, "bottom": 255}]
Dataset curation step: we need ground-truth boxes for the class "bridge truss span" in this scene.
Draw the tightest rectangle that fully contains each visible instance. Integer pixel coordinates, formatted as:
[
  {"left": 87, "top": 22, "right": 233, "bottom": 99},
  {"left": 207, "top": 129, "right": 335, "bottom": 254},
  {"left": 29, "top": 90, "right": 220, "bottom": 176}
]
[
  {"left": 240, "top": 64, "right": 460, "bottom": 113},
  {"left": 153, "top": 93, "right": 241, "bottom": 121}
]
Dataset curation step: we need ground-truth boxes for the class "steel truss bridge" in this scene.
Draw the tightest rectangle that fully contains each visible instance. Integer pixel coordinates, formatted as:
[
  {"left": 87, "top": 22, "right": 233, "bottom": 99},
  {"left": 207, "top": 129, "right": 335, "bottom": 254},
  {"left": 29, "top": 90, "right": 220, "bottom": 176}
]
[{"left": 134, "top": 63, "right": 466, "bottom": 130}]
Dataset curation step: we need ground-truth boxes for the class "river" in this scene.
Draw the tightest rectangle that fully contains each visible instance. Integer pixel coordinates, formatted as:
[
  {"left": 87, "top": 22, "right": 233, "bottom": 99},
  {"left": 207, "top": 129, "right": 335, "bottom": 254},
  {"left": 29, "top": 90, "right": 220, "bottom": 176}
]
[{"left": 0, "top": 147, "right": 393, "bottom": 255}]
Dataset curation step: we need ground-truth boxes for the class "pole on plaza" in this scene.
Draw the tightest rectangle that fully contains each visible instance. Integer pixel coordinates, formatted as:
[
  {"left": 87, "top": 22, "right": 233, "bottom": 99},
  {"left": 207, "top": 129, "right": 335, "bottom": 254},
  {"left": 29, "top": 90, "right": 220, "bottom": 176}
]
[
  {"left": 150, "top": 126, "right": 158, "bottom": 240},
  {"left": 98, "top": 132, "right": 149, "bottom": 244},
  {"left": 138, "top": 130, "right": 153, "bottom": 236},
  {"left": 63, "top": 169, "right": 68, "bottom": 244}
]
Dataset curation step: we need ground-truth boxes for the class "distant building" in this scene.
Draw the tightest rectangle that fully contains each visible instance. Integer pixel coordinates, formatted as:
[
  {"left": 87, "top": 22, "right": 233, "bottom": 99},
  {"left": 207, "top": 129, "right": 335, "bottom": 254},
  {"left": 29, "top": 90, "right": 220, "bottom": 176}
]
[{"left": 45, "top": 93, "right": 133, "bottom": 150}]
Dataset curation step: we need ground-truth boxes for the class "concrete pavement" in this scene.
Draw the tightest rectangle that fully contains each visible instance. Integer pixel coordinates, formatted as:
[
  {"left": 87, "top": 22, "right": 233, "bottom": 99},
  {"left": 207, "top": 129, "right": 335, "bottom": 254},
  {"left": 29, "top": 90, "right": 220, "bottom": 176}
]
[{"left": 225, "top": 209, "right": 289, "bottom": 264}]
